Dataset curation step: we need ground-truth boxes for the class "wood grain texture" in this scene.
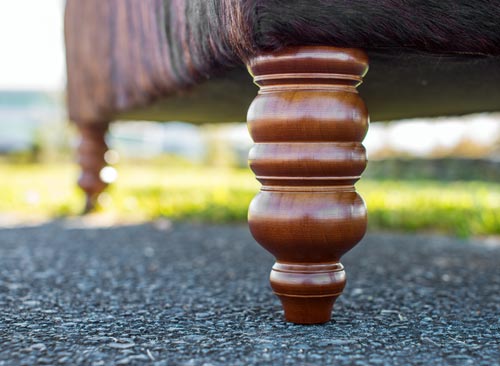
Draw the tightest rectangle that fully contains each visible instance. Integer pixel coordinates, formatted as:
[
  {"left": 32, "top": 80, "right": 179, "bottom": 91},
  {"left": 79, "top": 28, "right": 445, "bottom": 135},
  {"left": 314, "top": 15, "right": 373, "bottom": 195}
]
[
  {"left": 76, "top": 123, "right": 110, "bottom": 213},
  {"left": 247, "top": 46, "right": 369, "bottom": 324}
]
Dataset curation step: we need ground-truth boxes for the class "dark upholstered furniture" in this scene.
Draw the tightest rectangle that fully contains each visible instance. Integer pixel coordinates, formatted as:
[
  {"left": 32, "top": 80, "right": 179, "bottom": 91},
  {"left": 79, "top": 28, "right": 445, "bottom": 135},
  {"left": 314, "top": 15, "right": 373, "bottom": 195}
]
[{"left": 65, "top": 0, "right": 500, "bottom": 324}]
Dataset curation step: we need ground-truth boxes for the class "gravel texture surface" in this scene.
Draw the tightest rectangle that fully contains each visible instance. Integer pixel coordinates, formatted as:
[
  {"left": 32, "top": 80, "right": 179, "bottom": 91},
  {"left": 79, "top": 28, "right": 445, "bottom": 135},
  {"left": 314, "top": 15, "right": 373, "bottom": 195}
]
[{"left": 0, "top": 220, "right": 499, "bottom": 365}]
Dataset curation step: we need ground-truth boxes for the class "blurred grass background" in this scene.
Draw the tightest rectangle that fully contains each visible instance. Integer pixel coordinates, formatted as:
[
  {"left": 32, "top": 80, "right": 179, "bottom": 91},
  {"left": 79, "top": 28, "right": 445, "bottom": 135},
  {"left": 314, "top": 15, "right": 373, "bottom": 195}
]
[
  {"left": 1, "top": 92, "right": 499, "bottom": 238},
  {"left": 1, "top": 161, "right": 499, "bottom": 237}
]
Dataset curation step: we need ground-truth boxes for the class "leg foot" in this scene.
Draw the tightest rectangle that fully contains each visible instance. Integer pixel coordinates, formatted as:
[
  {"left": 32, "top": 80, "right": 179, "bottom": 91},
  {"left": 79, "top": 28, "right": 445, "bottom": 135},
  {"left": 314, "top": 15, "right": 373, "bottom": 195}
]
[
  {"left": 75, "top": 122, "right": 109, "bottom": 213},
  {"left": 246, "top": 46, "right": 369, "bottom": 324},
  {"left": 271, "top": 262, "right": 346, "bottom": 324}
]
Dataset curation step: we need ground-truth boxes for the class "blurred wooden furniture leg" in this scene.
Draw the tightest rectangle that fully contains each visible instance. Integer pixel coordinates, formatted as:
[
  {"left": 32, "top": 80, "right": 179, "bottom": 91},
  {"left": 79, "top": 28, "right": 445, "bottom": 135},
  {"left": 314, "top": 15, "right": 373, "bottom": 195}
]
[
  {"left": 246, "top": 46, "right": 369, "bottom": 324},
  {"left": 75, "top": 121, "right": 109, "bottom": 213}
]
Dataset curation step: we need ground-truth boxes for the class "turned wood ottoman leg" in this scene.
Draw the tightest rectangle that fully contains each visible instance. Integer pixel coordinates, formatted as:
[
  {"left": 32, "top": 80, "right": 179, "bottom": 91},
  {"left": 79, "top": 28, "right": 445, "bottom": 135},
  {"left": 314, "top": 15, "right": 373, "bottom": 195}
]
[
  {"left": 246, "top": 46, "right": 369, "bottom": 324},
  {"left": 75, "top": 122, "right": 110, "bottom": 213}
]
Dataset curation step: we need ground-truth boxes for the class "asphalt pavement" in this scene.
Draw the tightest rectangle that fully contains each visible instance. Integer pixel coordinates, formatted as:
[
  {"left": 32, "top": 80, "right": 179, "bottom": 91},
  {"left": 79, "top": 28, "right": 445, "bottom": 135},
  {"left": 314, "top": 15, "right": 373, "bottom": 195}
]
[{"left": 0, "top": 220, "right": 499, "bottom": 365}]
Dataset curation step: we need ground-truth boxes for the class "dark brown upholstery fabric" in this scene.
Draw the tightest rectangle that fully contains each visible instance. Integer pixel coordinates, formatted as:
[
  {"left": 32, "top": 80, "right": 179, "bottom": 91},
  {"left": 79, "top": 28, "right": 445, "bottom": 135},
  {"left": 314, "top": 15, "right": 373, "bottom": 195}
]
[
  {"left": 250, "top": 1, "right": 500, "bottom": 56},
  {"left": 65, "top": 0, "right": 500, "bottom": 123}
]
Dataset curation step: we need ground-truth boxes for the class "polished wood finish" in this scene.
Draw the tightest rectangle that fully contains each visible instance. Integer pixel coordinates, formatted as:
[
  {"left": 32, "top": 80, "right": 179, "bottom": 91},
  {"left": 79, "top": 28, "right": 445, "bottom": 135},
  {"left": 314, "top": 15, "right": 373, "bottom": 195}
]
[
  {"left": 247, "top": 46, "right": 369, "bottom": 324},
  {"left": 76, "top": 122, "right": 110, "bottom": 213}
]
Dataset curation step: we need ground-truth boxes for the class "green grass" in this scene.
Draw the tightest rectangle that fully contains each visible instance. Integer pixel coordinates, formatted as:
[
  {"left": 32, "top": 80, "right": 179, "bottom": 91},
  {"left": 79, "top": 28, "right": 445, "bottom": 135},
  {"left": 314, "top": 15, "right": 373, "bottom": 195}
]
[{"left": 1, "top": 163, "right": 499, "bottom": 237}]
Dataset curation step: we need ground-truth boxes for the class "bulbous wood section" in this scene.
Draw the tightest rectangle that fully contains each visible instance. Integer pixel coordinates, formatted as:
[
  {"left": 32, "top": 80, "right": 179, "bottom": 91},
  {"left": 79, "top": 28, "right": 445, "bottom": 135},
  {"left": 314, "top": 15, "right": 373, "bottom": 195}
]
[
  {"left": 76, "top": 122, "right": 109, "bottom": 213},
  {"left": 246, "top": 46, "right": 369, "bottom": 324}
]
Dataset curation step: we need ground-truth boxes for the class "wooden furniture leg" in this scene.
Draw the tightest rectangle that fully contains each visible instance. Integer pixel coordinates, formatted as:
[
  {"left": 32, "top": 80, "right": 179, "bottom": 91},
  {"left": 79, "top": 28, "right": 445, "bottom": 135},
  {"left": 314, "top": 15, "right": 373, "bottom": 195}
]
[
  {"left": 246, "top": 46, "right": 369, "bottom": 324},
  {"left": 75, "top": 122, "right": 110, "bottom": 213}
]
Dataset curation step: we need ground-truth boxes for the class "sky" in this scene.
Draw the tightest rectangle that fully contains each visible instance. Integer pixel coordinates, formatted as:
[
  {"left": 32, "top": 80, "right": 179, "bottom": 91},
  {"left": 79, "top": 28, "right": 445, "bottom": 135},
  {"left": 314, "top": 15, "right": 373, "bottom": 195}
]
[
  {"left": 0, "top": 0, "right": 65, "bottom": 91},
  {"left": 365, "top": 114, "right": 499, "bottom": 156}
]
